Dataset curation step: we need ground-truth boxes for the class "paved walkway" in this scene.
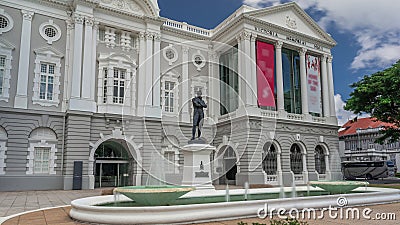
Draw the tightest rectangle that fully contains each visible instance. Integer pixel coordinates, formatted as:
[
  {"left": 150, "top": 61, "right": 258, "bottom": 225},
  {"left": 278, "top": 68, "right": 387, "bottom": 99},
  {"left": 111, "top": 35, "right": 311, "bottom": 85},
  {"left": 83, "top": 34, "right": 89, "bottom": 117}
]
[{"left": 0, "top": 189, "right": 102, "bottom": 218}]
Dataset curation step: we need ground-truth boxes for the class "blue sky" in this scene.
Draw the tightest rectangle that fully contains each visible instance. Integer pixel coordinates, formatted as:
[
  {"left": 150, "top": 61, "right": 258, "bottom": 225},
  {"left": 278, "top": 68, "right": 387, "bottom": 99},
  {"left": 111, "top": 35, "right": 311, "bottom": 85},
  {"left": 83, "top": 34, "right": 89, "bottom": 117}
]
[{"left": 158, "top": 0, "right": 400, "bottom": 125}]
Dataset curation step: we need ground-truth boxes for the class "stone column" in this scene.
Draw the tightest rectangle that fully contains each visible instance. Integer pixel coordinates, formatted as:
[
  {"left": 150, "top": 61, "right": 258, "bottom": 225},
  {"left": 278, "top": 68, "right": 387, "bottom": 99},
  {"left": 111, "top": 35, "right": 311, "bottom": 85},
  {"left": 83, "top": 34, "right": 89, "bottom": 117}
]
[
  {"left": 299, "top": 48, "right": 309, "bottom": 116},
  {"left": 70, "top": 13, "right": 84, "bottom": 99},
  {"left": 137, "top": 32, "right": 146, "bottom": 116},
  {"left": 208, "top": 45, "right": 219, "bottom": 120},
  {"left": 275, "top": 41, "right": 284, "bottom": 112},
  {"left": 14, "top": 10, "right": 34, "bottom": 109},
  {"left": 153, "top": 33, "right": 161, "bottom": 109},
  {"left": 250, "top": 34, "right": 257, "bottom": 106},
  {"left": 63, "top": 17, "right": 74, "bottom": 111},
  {"left": 91, "top": 21, "right": 99, "bottom": 100},
  {"left": 320, "top": 55, "right": 330, "bottom": 117},
  {"left": 181, "top": 46, "right": 190, "bottom": 122},
  {"left": 277, "top": 152, "right": 283, "bottom": 185},
  {"left": 242, "top": 31, "right": 254, "bottom": 106},
  {"left": 145, "top": 32, "right": 153, "bottom": 108},
  {"left": 236, "top": 34, "right": 244, "bottom": 107},
  {"left": 81, "top": 17, "right": 94, "bottom": 100},
  {"left": 327, "top": 56, "right": 336, "bottom": 118}
]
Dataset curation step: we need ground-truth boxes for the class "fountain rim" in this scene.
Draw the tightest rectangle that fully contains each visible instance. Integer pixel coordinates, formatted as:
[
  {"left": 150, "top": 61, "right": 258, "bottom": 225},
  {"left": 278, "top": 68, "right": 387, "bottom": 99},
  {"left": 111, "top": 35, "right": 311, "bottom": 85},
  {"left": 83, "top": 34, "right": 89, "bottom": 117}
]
[
  {"left": 309, "top": 180, "right": 369, "bottom": 186},
  {"left": 114, "top": 185, "right": 196, "bottom": 194}
]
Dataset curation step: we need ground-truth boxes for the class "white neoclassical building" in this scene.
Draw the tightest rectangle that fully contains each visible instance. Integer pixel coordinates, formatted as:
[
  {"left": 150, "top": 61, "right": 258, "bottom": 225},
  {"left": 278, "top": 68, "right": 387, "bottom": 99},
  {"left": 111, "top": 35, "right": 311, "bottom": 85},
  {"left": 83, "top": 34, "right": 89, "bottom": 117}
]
[{"left": 0, "top": 0, "right": 341, "bottom": 191}]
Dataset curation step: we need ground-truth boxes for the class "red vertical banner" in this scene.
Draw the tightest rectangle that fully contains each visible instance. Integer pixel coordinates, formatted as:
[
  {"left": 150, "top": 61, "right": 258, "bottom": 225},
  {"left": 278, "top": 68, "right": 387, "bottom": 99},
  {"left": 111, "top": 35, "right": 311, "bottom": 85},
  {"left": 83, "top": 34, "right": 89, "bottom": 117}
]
[{"left": 256, "top": 41, "right": 275, "bottom": 107}]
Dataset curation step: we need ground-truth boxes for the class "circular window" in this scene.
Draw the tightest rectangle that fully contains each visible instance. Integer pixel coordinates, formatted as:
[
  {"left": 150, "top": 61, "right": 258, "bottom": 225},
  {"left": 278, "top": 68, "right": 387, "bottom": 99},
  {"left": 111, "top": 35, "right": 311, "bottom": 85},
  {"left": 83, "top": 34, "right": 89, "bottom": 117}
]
[
  {"left": 44, "top": 26, "right": 57, "bottom": 38},
  {"left": 166, "top": 49, "right": 175, "bottom": 60},
  {"left": 0, "top": 12, "right": 13, "bottom": 34},
  {"left": 163, "top": 46, "right": 178, "bottom": 66},
  {"left": 0, "top": 16, "right": 8, "bottom": 29},
  {"left": 39, "top": 21, "right": 61, "bottom": 45},
  {"left": 194, "top": 56, "right": 203, "bottom": 65}
]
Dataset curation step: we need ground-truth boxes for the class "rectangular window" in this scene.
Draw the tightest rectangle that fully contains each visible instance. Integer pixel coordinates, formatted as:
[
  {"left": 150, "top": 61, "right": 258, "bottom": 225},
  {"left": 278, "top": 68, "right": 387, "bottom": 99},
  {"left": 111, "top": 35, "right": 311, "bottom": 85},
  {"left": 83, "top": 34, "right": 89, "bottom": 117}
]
[
  {"left": 98, "top": 29, "right": 105, "bottom": 41},
  {"left": 282, "top": 49, "right": 302, "bottom": 114},
  {"left": 112, "top": 68, "right": 126, "bottom": 104},
  {"left": 0, "top": 56, "right": 5, "bottom": 95},
  {"left": 164, "top": 81, "right": 175, "bottom": 112},
  {"left": 34, "top": 147, "right": 50, "bottom": 174},
  {"left": 39, "top": 63, "right": 55, "bottom": 101},
  {"left": 164, "top": 151, "right": 175, "bottom": 173},
  {"left": 103, "top": 68, "right": 108, "bottom": 103},
  {"left": 219, "top": 46, "right": 239, "bottom": 115},
  {"left": 130, "top": 36, "right": 136, "bottom": 48},
  {"left": 115, "top": 33, "right": 121, "bottom": 45}
]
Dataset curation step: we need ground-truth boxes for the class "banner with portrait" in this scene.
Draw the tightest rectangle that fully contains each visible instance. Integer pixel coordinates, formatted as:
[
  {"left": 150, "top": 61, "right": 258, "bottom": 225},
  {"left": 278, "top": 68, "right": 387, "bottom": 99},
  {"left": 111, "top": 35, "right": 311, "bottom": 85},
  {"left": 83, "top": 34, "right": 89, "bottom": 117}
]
[
  {"left": 306, "top": 55, "right": 322, "bottom": 114},
  {"left": 256, "top": 41, "right": 275, "bottom": 107}
]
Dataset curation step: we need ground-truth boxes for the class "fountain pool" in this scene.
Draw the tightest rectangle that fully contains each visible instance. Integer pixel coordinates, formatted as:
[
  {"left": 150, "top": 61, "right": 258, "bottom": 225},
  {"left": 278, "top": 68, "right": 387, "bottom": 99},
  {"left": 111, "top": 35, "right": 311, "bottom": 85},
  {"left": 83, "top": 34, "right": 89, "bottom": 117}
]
[{"left": 69, "top": 186, "right": 400, "bottom": 224}]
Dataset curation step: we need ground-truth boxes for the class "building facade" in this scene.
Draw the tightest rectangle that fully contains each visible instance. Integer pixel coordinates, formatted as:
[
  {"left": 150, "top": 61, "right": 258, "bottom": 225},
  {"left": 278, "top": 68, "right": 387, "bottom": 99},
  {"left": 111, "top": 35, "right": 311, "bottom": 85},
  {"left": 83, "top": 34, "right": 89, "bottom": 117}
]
[
  {"left": 0, "top": 0, "right": 341, "bottom": 191},
  {"left": 339, "top": 117, "right": 400, "bottom": 171}
]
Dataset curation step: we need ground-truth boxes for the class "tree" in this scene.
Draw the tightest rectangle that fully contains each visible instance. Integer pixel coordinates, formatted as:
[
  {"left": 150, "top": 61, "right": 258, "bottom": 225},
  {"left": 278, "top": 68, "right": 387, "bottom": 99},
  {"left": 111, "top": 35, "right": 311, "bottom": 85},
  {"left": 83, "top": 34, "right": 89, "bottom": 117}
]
[{"left": 345, "top": 60, "right": 400, "bottom": 143}]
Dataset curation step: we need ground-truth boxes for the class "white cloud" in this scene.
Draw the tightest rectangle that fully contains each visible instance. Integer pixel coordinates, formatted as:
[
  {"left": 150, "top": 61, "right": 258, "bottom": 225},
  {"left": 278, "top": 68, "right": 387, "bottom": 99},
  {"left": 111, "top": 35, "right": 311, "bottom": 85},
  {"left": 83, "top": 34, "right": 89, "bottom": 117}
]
[
  {"left": 334, "top": 94, "right": 356, "bottom": 126},
  {"left": 334, "top": 94, "right": 370, "bottom": 126},
  {"left": 242, "top": 0, "right": 400, "bottom": 71}
]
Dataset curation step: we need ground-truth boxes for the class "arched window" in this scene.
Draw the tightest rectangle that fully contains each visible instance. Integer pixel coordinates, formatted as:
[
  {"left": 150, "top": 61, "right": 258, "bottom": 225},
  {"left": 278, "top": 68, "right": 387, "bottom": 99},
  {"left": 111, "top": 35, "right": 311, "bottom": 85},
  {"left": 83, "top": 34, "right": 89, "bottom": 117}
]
[
  {"left": 27, "top": 127, "right": 57, "bottom": 175},
  {"left": 290, "top": 144, "right": 303, "bottom": 174},
  {"left": 262, "top": 143, "right": 277, "bottom": 175},
  {"left": 0, "top": 126, "right": 7, "bottom": 175},
  {"left": 314, "top": 145, "right": 326, "bottom": 174}
]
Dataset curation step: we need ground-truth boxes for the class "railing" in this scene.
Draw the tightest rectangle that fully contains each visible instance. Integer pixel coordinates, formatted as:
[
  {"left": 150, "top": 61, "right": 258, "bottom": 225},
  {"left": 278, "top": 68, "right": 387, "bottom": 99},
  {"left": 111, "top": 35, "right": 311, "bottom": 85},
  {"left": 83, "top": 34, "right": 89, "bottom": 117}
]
[
  {"left": 312, "top": 116, "right": 326, "bottom": 123},
  {"left": 318, "top": 174, "right": 327, "bottom": 180},
  {"left": 163, "top": 19, "right": 211, "bottom": 37},
  {"left": 287, "top": 113, "right": 304, "bottom": 121},
  {"left": 294, "top": 174, "right": 304, "bottom": 181},
  {"left": 264, "top": 172, "right": 278, "bottom": 185},
  {"left": 260, "top": 110, "right": 278, "bottom": 118}
]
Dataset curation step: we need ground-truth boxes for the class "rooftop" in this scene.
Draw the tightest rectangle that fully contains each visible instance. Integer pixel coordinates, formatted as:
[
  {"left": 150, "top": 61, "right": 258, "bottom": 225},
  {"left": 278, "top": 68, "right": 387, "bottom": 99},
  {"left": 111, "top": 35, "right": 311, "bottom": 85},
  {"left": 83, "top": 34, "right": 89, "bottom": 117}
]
[{"left": 339, "top": 117, "right": 393, "bottom": 137}]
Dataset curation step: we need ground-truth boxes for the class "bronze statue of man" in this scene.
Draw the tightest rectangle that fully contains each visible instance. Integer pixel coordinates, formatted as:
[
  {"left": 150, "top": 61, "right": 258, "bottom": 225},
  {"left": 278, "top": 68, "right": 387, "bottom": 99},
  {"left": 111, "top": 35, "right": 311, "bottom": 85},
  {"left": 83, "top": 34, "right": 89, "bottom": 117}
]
[{"left": 191, "top": 91, "right": 207, "bottom": 140}]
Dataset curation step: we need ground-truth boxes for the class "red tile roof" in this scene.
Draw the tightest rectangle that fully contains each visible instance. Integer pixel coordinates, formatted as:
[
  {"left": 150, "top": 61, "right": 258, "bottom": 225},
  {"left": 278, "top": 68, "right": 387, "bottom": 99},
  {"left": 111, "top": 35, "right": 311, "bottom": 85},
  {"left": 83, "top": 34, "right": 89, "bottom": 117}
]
[{"left": 338, "top": 117, "right": 393, "bottom": 137}]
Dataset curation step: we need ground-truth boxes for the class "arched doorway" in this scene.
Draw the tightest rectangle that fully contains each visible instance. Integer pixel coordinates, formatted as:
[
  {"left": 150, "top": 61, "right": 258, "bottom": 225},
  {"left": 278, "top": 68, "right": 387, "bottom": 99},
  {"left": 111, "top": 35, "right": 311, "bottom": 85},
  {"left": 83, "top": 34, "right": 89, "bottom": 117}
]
[
  {"left": 94, "top": 140, "right": 135, "bottom": 188},
  {"left": 221, "top": 146, "right": 237, "bottom": 185}
]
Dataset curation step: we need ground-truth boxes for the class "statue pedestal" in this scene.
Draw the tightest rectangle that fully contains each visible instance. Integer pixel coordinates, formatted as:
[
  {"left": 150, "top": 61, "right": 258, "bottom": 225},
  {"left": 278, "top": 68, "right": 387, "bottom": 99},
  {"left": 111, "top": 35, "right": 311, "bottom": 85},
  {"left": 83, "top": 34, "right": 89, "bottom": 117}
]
[{"left": 182, "top": 143, "right": 215, "bottom": 190}]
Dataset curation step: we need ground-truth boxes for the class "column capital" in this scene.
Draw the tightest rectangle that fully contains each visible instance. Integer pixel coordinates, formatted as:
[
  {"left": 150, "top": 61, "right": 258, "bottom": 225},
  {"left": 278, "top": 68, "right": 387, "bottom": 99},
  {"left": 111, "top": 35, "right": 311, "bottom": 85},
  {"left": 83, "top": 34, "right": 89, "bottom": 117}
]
[
  {"left": 321, "top": 54, "right": 328, "bottom": 60},
  {"left": 299, "top": 47, "right": 307, "bottom": 56},
  {"left": 153, "top": 33, "right": 161, "bottom": 42},
  {"left": 182, "top": 45, "right": 189, "bottom": 55},
  {"left": 138, "top": 32, "right": 145, "bottom": 40},
  {"left": 93, "top": 21, "right": 100, "bottom": 30},
  {"left": 241, "top": 31, "right": 251, "bottom": 40},
  {"left": 275, "top": 41, "right": 283, "bottom": 49},
  {"left": 250, "top": 33, "right": 257, "bottom": 42},
  {"left": 84, "top": 17, "right": 94, "bottom": 27},
  {"left": 73, "top": 13, "right": 84, "bottom": 24},
  {"left": 144, "top": 32, "right": 154, "bottom": 40},
  {"left": 21, "top": 10, "right": 34, "bottom": 21},
  {"left": 327, "top": 55, "right": 333, "bottom": 63},
  {"left": 66, "top": 19, "right": 74, "bottom": 30}
]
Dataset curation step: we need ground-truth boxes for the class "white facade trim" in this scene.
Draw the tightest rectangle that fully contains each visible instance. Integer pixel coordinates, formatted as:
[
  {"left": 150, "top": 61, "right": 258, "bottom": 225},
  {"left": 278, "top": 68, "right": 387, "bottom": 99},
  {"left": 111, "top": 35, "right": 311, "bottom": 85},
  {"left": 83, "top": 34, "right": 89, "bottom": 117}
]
[
  {"left": 97, "top": 52, "right": 137, "bottom": 114},
  {"left": 39, "top": 19, "right": 62, "bottom": 45},
  {"left": 0, "top": 8, "right": 14, "bottom": 34},
  {"left": 26, "top": 140, "right": 57, "bottom": 175},
  {"left": 32, "top": 46, "right": 64, "bottom": 107},
  {"left": 192, "top": 50, "right": 206, "bottom": 71},
  {"left": 0, "top": 126, "right": 7, "bottom": 175},
  {"left": 162, "top": 44, "right": 178, "bottom": 66},
  {"left": 161, "top": 72, "right": 180, "bottom": 115},
  {"left": 0, "top": 38, "right": 14, "bottom": 102},
  {"left": 161, "top": 145, "right": 180, "bottom": 174}
]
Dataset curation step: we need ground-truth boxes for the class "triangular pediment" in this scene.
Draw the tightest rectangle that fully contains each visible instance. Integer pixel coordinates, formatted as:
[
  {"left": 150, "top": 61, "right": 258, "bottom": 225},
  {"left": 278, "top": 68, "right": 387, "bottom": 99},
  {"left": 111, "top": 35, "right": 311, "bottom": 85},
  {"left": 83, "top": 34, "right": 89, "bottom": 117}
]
[
  {"left": 99, "top": 0, "right": 159, "bottom": 17},
  {"left": 34, "top": 46, "right": 64, "bottom": 58},
  {"left": 245, "top": 2, "right": 335, "bottom": 44},
  {"left": 0, "top": 38, "right": 15, "bottom": 50}
]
